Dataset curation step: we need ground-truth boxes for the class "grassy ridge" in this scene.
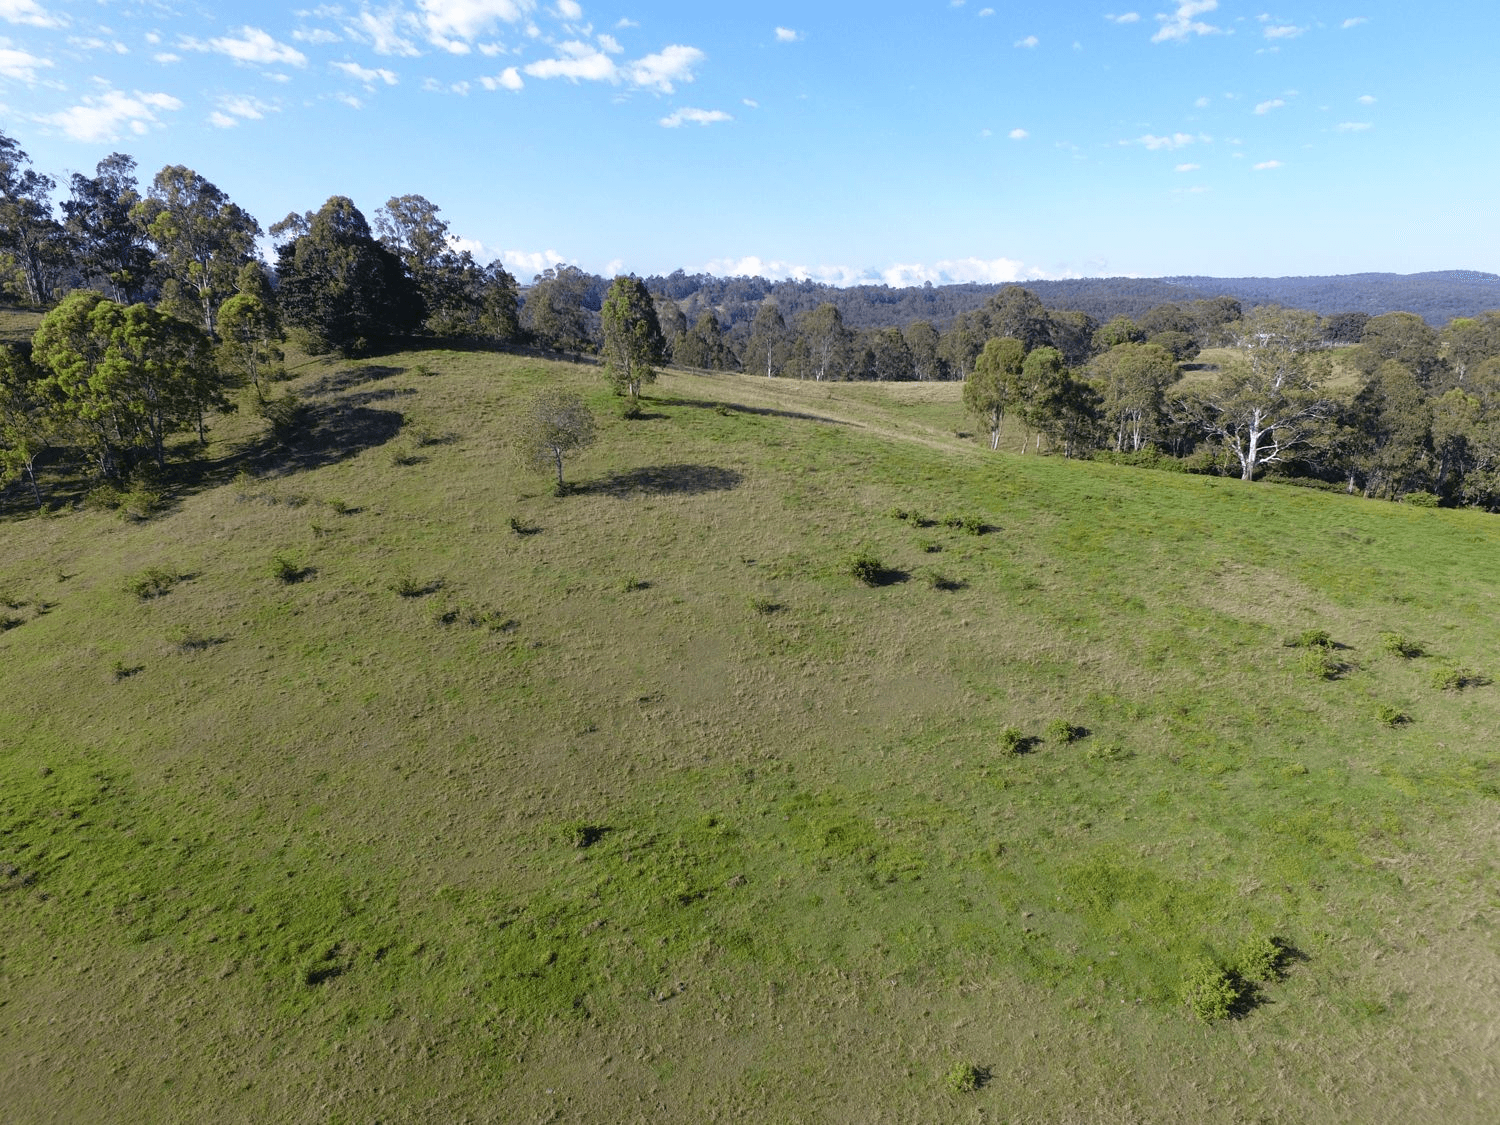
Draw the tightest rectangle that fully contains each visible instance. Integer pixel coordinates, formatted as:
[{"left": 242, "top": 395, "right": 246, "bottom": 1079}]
[{"left": 2, "top": 348, "right": 1498, "bottom": 1122}]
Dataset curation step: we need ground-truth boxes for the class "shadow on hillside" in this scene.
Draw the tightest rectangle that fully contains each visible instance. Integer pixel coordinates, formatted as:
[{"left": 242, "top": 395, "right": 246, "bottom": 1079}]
[
  {"left": 231, "top": 400, "right": 406, "bottom": 477},
  {"left": 302, "top": 364, "right": 408, "bottom": 398},
  {"left": 581, "top": 463, "right": 744, "bottom": 498},
  {"left": 651, "top": 396, "right": 852, "bottom": 426}
]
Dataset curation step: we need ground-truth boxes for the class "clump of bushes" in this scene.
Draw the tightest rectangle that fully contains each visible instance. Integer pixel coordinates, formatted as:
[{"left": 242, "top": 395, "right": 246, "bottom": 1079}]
[
  {"left": 1287, "top": 628, "right": 1333, "bottom": 650},
  {"left": 269, "top": 552, "right": 309, "bottom": 584},
  {"left": 1181, "top": 936, "right": 1290, "bottom": 1021},
  {"left": 1378, "top": 632, "right": 1424, "bottom": 658},
  {"left": 941, "top": 1061, "right": 985, "bottom": 1094},
  {"left": 1375, "top": 704, "right": 1410, "bottom": 727},
  {"left": 1046, "top": 719, "right": 1083, "bottom": 744},
  {"left": 1431, "top": 664, "right": 1489, "bottom": 692},
  {"left": 844, "top": 549, "right": 885, "bottom": 586},
  {"left": 560, "top": 821, "right": 606, "bottom": 849},
  {"left": 940, "top": 512, "right": 985, "bottom": 535},
  {"left": 1299, "top": 648, "right": 1343, "bottom": 680},
  {"left": 127, "top": 566, "right": 180, "bottom": 601},
  {"left": 999, "top": 727, "right": 1027, "bottom": 755}
]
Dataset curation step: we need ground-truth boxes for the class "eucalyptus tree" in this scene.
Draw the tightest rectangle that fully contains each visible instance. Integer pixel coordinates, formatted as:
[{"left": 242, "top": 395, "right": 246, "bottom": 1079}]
[
  {"left": 216, "top": 263, "right": 283, "bottom": 400},
  {"left": 63, "top": 153, "right": 152, "bottom": 304},
  {"left": 600, "top": 275, "right": 666, "bottom": 400},
  {"left": 0, "top": 131, "right": 67, "bottom": 306},
  {"left": 963, "top": 336, "right": 1025, "bottom": 450},
  {"left": 1089, "top": 341, "right": 1177, "bottom": 452},
  {"left": 744, "top": 301, "right": 789, "bottom": 377}
]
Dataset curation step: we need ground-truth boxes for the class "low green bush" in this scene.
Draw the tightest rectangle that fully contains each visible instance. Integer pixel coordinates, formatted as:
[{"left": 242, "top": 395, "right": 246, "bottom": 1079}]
[
  {"left": 127, "top": 567, "right": 179, "bottom": 601},
  {"left": 941, "top": 1061, "right": 983, "bottom": 1094},
  {"left": 844, "top": 549, "right": 885, "bottom": 586},
  {"left": 1378, "top": 632, "right": 1424, "bottom": 658},
  {"left": 1181, "top": 962, "right": 1243, "bottom": 1022}
]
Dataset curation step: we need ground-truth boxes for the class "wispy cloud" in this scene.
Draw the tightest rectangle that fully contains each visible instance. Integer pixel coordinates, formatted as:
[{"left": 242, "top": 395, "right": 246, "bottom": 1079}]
[
  {"left": 39, "top": 87, "right": 182, "bottom": 142},
  {"left": 628, "top": 45, "right": 703, "bottom": 92},
  {"left": 521, "top": 40, "right": 704, "bottom": 92},
  {"left": 1009, "top": 127, "right": 1028, "bottom": 140},
  {"left": 419, "top": 0, "right": 535, "bottom": 52},
  {"left": 182, "top": 26, "right": 308, "bottom": 68},
  {"left": 209, "top": 94, "right": 275, "bottom": 128},
  {"left": 1342, "top": 17, "right": 1368, "bottom": 29},
  {"left": 332, "top": 60, "right": 399, "bottom": 87},
  {"left": 1132, "top": 132, "right": 1208, "bottom": 150},
  {"left": 0, "top": 0, "right": 67, "bottom": 30},
  {"left": 481, "top": 66, "right": 523, "bottom": 90},
  {"left": 1014, "top": 35, "right": 1039, "bottom": 49},
  {"left": 1175, "top": 162, "right": 1200, "bottom": 171},
  {"left": 1105, "top": 13, "right": 1140, "bottom": 24},
  {"left": 0, "top": 42, "right": 52, "bottom": 82},
  {"left": 1254, "top": 98, "right": 1285, "bottom": 114},
  {"left": 774, "top": 27, "right": 800, "bottom": 43},
  {"left": 1253, "top": 159, "right": 1283, "bottom": 170},
  {"left": 1152, "top": 1, "right": 1223, "bottom": 43},
  {"left": 1263, "top": 25, "right": 1304, "bottom": 40},
  {"left": 1357, "top": 94, "right": 1376, "bottom": 104},
  {"left": 1336, "top": 122, "right": 1372, "bottom": 132},
  {"left": 660, "top": 107, "right": 731, "bottom": 128}
]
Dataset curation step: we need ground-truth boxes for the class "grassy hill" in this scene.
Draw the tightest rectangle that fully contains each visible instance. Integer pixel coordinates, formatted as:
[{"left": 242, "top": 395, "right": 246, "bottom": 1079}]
[{"left": 2, "top": 347, "right": 1498, "bottom": 1122}]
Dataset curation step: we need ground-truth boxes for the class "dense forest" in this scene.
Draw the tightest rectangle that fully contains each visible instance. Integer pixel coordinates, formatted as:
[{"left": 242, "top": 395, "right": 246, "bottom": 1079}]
[{"left": 4, "top": 131, "right": 1500, "bottom": 512}]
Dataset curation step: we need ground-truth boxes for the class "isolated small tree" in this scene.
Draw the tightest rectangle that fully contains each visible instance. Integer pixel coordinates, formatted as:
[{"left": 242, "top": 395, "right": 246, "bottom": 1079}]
[
  {"left": 600, "top": 275, "right": 666, "bottom": 399},
  {"left": 964, "top": 336, "right": 1025, "bottom": 449},
  {"left": 517, "top": 388, "right": 596, "bottom": 492}
]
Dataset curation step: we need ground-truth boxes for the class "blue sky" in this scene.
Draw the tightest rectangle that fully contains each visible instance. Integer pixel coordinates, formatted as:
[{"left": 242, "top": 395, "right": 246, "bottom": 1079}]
[{"left": 1, "top": 1, "right": 1495, "bottom": 285}]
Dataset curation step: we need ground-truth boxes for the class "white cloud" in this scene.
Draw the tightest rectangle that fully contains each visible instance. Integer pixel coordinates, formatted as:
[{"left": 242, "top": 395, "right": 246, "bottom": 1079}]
[
  {"left": 1342, "top": 17, "right": 1367, "bottom": 29},
  {"left": 1253, "top": 159, "right": 1282, "bottom": 170},
  {"left": 660, "top": 106, "right": 731, "bottom": 127},
  {"left": 703, "top": 255, "right": 1052, "bottom": 288},
  {"left": 208, "top": 94, "right": 274, "bottom": 128},
  {"left": 293, "top": 27, "right": 342, "bottom": 45},
  {"left": 1254, "top": 98, "right": 1285, "bottom": 114},
  {"left": 418, "top": 0, "right": 535, "bottom": 44},
  {"left": 1014, "top": 35, "right": 1038, "bottom": 48},
  {"left": 335, "top": 91, "right": 363, "bottom": 108},
  {"left": 1152, "top": 1, "right": 1222, "bottom": 43},
  {"left": 1263, "top": 25, "right": 1303, "bottom": 39},
  {"left": 0, "top": 43, "right": 51, "bottom": 82},
  {"left": 505, "top": 248, "right": 572, "bottom": 277},
  {"left": 40, "top": 88, "right": 182, "bottom": 141},
  {"left": 596, "top": 33, "right": 620, "bottom": 53},
  {"left": 523, "top": 40, "right": 614, "bottom": 81},
  {"left": 1008, "top": 127, "right": 1028, "bottom": 140},
  {"left": 1194, "top": 95, "right": 1209, "bottom": 107},
  {"left": 346, "top": 5, "right": 422, "bottom": 56},
  {"left": 979, "top": 7, "right": 995, "bottom": 16},
  {"left": 184, "top": 26, "right": 308, "bottom": 68},
  {"left": 556, "top": 0, "right": 582, "bottom": 19},
  {"left": 481, "top": 65, "right": 523, "bottom": 89},
  {"left": 615, "top": 17, "right": 637, "bottom": 29},
  {"left": 1105, "top": 12, "right": 1140, "bottom": 23},
  {"left": 1175, "top": 162, "right": 1200, "bottom": 171},
  {"left": 774, "top": 27, "right": 799, "bottom": 42},
  {"left": 332, "top": 60, "right": 399, "bottom": 86},
  {"left": 1133, "top": 132, "right": 1206, "bottom": 150},
  {"left": 152, "top": 52, "right": 179, "bottom": 64},
  {"left": 742, "top": 97, "right": 758, "bottom": 108},
  {"left": 1336, "top": 121, "right": 1372, "bottom": 132},
  {"left": 1357, "top": 94, "right": 1376, "bottom": 104},
  {"left": 0, "top": 0, "right": 65, "bottom": 30},
  {"left": 627, "top": 44, "right": 702, "bottom": 92}
]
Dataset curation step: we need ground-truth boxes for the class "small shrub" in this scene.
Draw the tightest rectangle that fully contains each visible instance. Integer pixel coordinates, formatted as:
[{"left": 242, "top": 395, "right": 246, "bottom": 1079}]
[
  {"left": 1046, "top": 719, "right": 1083, "bottom": 744},
  {"left": 561, "top": 821, "right": 606, "bottom": 849},
  {"left": 1378, "top": 632, "right": 1424, "bottom": 658},
  {"left": 84, "top": 483, "right": 126, "bottom": 512},
  {"left": 999, "top": 727, "right": 1026, "bottom": 755},
  {"left": 389, "top": 444, "right": 425, "bottom": 467},
  {"left": 959, "top": 514, "right": 985, "bottom": 535},
  {"left": 390, "top": 573, "right": 442, "bottom": 598},
  {"left": 258, "top": 391, "right": 308, "bottom": 441},
  {"left": 748, "top": 596, "right": 779, "bottom": 615},
  {"left": 127, "top": 567, "right": 179, "bottom": 601},
  {"left": 941, "top": 1061, "right": 984, "bottom": 1094},
  {"left": 110, "top": 660, "right": 141, "bottom": 681},
  {"left": 1375, "top": 704, "right": 1410, "bottom": 727},
  {"left": 1181, "top": 962, "right": 1243, "bottom": 1022},
  {"left": 412, "top": 363, "right": 434, "bottom": 378},
  {"left": 508, "top": 515, "right": 525, "bottom": 535},
  {"left": 326, "top": 497, "right": 352, "bottom": 515},
  {"left": 1232, "top": 935, "right": 1288, "bottom": 984},
  {"left": 1298, "top": 648, "right": 1341, "bottom": 680},
  {"left": 1288, "top": 628, "right": 1333, "bottom": 650},
  {"left": 1431, "top": 664, "right": 1489, "bottom": 692},
  {"left": 618, "top": 576, "right": 649, "bottom": 592},
  {"left": 173, "top": 629, "right": 217, "bottom": 653},
  {"left": 119, "top": 483, "right": 164, "bottom": 522},
  {"left": 1402, "top": 490, "right": 1440, "bottom": 508},
  {"left": 844, "top": 549, "right": 885, "bottom": 586},
  {"left": 918, "top": 539, "right": 941, "bottom": 553},
  {"left": 620, "top": 398, "right": 644, "bottom": 420},
  {"left": 921, "top": 568, "right": 962, "bottom": 591},
  {"left": 1086, "top": 743, "right": 1132, "bottom": 762},
  {"left": 269, "top": 553, "right": 308, "bottom": 584}
]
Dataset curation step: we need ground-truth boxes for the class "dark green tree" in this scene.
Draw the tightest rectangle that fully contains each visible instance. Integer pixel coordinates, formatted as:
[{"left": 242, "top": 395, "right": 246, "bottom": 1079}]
[
  {"left": 217, "top": 262, "right": 283, "bottom": 401},
  {"left": 796, "top": 303, "right": 850, "bottom": 381},
  {"left": 964, "top": 336, "right": 1025, "bottom": 450},
  {"left": 0, "top": 344, "right": 55, "bottom": 506},
  {"left": 274, "top": 196, "right": 423, "bottom": 357},
  {"left": 744, "top": 301, "right": 790, "bottom": 377},
  {"left": 0, "top": 131, "right": 68, "bottom": 306},
  {"left": 63, "top": 153, "right": 152, "bottom": 304},
  {"left": 904, "top": 320, "right": 944, "bottom": 381},
  {"left": 1089, "top": 342, "right": 1177, "bottom": 452},
  {"left": 600, "top": 275, "right": 666, "bottom": 400},
  {"left": 870, "top": 326, "right": 913, "bottom": 381},
  {"left": 524, "top": 264, "right": 595, "bottom": 353}
]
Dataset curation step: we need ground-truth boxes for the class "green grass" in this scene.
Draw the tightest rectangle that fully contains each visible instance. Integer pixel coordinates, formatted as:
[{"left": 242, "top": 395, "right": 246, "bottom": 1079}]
[{"left": 1, "top": 346, "right": 1498, "bottom": 1122}]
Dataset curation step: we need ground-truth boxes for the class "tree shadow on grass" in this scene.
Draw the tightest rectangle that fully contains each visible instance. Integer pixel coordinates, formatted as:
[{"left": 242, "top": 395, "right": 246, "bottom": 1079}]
[
  {"left": 301, "top": 364, "right": 408, "bottom": 398},
  {"left": 230, "top": 401, "right": 406, "bottom": 477},
  {"left": 580, "top": 463, "right": 744, "bottom": 498},
  {"left": 651, "top": 396, "right": 853, "bottom": 426}
]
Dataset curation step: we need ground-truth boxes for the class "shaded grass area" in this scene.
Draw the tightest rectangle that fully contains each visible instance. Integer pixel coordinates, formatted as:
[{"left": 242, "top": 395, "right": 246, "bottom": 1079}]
[{"left": 2, "top": 348, "right": 1498, "bottom": 1121}]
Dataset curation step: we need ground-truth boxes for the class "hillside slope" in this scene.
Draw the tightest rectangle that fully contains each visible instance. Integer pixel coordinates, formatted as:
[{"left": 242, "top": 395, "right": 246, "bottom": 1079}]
[{"left": 2, "top": 350, "right": 1498, "bottom": 1122}]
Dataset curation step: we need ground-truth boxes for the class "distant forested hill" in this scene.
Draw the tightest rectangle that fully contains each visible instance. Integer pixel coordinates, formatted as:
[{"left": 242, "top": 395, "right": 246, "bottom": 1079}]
[{"left": 640, "top": 270, "right": 1500, "bottom": 332}]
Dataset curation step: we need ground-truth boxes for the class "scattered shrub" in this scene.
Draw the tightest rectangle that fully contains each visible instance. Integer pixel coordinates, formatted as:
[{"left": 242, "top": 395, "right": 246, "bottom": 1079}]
[
  {"left": 919, "top": 539, "right": 941, "bottom": 553},
  {"left": 1375, "top": 704, "right": 1410, "bottom": 727},
  {"left": 844, "top": 549, "right": 885, "bottom": 586},
  {"left": 560, "top": 821, "right": 606, "bottom": 849},
  {"left": 119, "top": 482, "right": 164, "bottom": 522},
  {"left": 1046, "top": 719, "right": 1083, "bottom": 744},
  {"left": 127, "top": 567, "right": 179, "bottom": 601},
  {"left": 999, "top": 727, "right": 1027, "bottom": 755},
  {"left": 1086, "top": 743, "right": 1132, "bottom": 762},
  {"left": 1378, "top": 632, "right": 1424, "bottom": 658},
  {"left": 748, "top": 596, "right": 780, "bottom": 615},
  {"left": 921, "top": 568, "right": 962, "bottom": 591},
  {"left": 326, "top": 497, "right": 353, "bottom": 515},
  {"left": 389, "top": 444, "right": 425, "bottom": 467},
  {"left": 110, "top": 660, "right": 141, "bottom": 681},
  {"left": 620, "top": 398, "right": 644, "bottom": 420},
  {"left": 1431, "top": 664, "right": 1489, "bottom": 692},
  {"left": 1401, "top": 491, "right": 1440, "bottom": 508},
  {"left": 1288, "top": 628, "right": 1333, "bottom": 650},
  {"left": 1298, "top": 648, "right": 1342, "bottom": 680},
  {"left": 270, "top": 553, "right": 309, "bottom": 584},
  {"left": 1232, "top": 936, "right": 1288, "bottom": 984},
  {"left": 257, "top": 391, "right": 308, "bottom": 441},
  {"left": 940, "top": 513, "right": 985, "bottom": 535},
  {"left": 390, "top": 573, "right": 442, "bottom": 598},
  {"left": 618, "top": 576, "right": 649, "bottom": 592},
  {"left": 1181, "top": 962, "right": 1243, "bottom": 1022},
  {"left": 942, "top": 1062, "right": 984, "bottom": 1094}
]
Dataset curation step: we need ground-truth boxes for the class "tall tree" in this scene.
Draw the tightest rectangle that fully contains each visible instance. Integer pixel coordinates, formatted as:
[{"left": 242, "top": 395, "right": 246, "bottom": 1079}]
[
  {"left": 63, "top": 153, "right": 152, "bottom": 304},
  {"left": 904, "top": 320, "right": 943, "bottom": 381},
  {"left": 796, "top": 303, "right": 849, "bottom": 381},
  {"left": 524, "top": 264, "right": 595, "bottom": 353},
  {"left": 216, "top": 262, "right": 283, "bottom": 401},
  {"left": 1347, "top": 360, "right": 1432, "bottom": 498},
  {"left": 0, "top": 344, "right": 55, "bottom": 506},
  {"left": 1089, "top": 341, "right": 1177, "bottom": 452},
  {"left": 963, "top": 336, "right": 1025, "bottom": 450},
  {"left": 1349, "top": 312, "right": 1445, "bottom": 389},
  {"left": 744, "top": 301, "right": 789, "bottom": 377},
  {"left": 0, "top": 131, "right": 67, "bottom": 306},
  {"left": 133, "top": 165, "right": 261, "bottom": 336},
  {"left": 599, "top": 275, "right": 666, "bottom": 400},
  {"left": 870, "top": 326, "right": 913, "bottom": 381},
  {"left": 1175, "top": 307, "right": 1332, "bottom": 481},
  {"left": 274, "top": 196, "right": 422, "bottom": 357}
]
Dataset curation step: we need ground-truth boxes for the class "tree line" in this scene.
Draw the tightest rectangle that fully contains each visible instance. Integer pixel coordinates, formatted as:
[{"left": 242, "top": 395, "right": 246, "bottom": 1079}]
[{"left": 5, "top": 129, "right": 1500, "bottom": 512}]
